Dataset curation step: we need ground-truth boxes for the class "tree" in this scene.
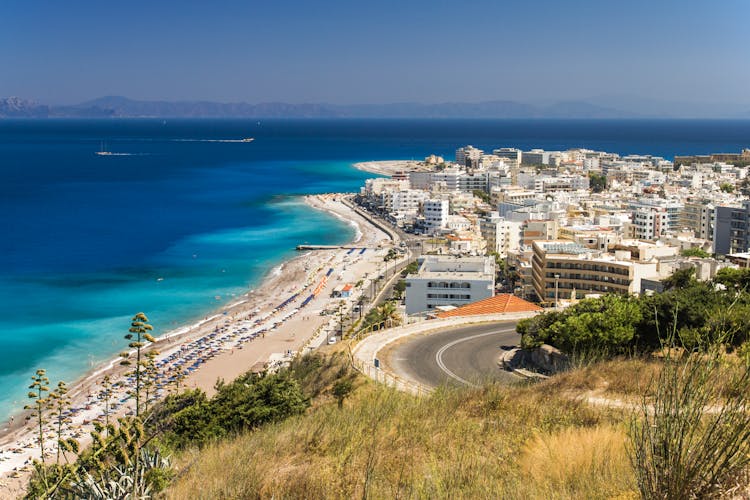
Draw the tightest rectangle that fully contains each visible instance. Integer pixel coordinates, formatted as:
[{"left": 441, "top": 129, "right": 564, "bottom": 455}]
[
  {"left": 49, "top": 380, "right": 72, "bottom": 464},
  {"left": 662, "top": 267, "right": 696, "bottom": 291},
  {"left": 518, "top": 295, "right": 642, "bottom": 355},
  {"left": 120, "top": 312, "right": 156, "bottom": 418},
  {"left": 332, "top": 379, "right": 353, "bottom": 409},
  {"left": 25, "top": 369, "right": 51, "bottom": 469},
  {"left": 472, "top": 189, "right": 491, "bottom": 204},
  {"left": 680, "top": 247, "right": 710, "bottom": 258},
  {"left": 720, "top": 182, "right": 735, "bottom": 193},
  {"left": 99, "top": 375, "right": 114, "bottom": 433},
  {"left": 714, "top": 267, "right": 750, "bottom": 291},
  {"left": 393, "top": 279, "right": 406, "bottom": 300},
  {"left": 142, "top": 349, "right": 160, "bottom": 414},
  {"left": 401, "top": 260, "right": 419, "bottom": 277},
  {"left": 588, "top": 172, "right": 607, "bottom": 193},
  {"left": 376, "top": 301, "right": 402, "bottom": 329}
]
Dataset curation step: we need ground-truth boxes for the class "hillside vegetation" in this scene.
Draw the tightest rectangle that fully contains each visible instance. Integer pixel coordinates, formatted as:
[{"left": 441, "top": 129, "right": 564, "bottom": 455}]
[{"left": 166, "top": 352, "right": 637, "bottom": 499}]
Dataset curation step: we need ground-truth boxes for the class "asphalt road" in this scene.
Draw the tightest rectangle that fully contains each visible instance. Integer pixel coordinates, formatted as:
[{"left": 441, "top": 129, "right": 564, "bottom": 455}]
[{"left": 386, "top": 322, "right": 521, "bottom": 388}]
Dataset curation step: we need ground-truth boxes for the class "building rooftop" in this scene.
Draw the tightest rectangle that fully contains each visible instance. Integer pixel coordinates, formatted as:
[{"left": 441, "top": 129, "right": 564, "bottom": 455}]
[{"left": 435, "top": 294, "right": 541, "bottom": 318}]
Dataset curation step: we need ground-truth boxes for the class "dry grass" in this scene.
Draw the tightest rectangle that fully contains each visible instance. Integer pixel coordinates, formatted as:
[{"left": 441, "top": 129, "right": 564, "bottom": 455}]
[
  {"left": 539, "top": 357, "right": 661, "bottom": 399},
  {"left": 165, "top": 354, "right": 636, "bottom": 500},
  {"left": 519, "top": 425, "right": 636, "bottom": 499}
]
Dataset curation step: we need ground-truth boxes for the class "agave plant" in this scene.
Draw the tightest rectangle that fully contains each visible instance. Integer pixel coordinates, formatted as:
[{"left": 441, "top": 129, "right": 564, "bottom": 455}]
[{"left": 63, "top": 447, "right": 170, "bottom": 499}]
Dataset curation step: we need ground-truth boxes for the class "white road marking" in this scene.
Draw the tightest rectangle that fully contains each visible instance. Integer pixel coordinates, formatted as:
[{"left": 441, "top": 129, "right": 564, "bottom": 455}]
[{"left": 434, "top": 328, "right": 515, "bottom": 387}]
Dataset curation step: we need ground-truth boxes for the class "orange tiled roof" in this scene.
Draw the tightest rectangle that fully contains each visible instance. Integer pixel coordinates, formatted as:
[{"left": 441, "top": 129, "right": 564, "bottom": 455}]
[{"left": 436, "top": 294, "right": 542, "bottom": 318}]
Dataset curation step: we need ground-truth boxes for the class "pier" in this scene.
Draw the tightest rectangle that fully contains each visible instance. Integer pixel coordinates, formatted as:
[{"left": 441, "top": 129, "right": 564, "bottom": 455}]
[{"left": 296, "top": 244, "right": 363, "bottom": 251}]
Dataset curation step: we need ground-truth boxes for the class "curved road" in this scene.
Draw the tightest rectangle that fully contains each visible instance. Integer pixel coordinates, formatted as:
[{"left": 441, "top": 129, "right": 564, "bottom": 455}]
[{"left": 385, "top": 322, "right": 521, "bottom": 388}]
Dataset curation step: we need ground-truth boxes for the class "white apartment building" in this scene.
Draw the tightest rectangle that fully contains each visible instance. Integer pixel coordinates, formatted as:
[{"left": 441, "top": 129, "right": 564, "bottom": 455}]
[
  {"left": 423, "top": 199, "right": 449, "bottom": 234},
  {"left": 628, "top": 198, "right": 683, "bottom": 230},
  {"left": 480, "top": 212, "right": 521, "bottom": 257},
  {"left": 405, "top": 255, "right": 495, "bottom": 314},
  {"left": 387, "top": 189, "right": 430, "bottom": 216},
  {"left": 629, "top": 207, "right": 670, "bottom": 240}
]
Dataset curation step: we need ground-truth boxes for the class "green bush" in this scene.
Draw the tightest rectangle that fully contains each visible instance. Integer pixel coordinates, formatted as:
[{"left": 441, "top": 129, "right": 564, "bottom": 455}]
[{"left": 154, "top": 371, "right": 309, "bottom": 450}]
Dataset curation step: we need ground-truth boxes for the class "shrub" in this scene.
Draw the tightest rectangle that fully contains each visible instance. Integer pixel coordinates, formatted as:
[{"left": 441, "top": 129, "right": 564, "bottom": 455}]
[{"left": 629, "top": 348, "right": 750, "bottom": 498}]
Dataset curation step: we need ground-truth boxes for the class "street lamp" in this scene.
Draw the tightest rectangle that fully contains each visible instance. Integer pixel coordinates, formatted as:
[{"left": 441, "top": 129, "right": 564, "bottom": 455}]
[{"left": 554, "top": 273, "right": 560, "bottom": 310}]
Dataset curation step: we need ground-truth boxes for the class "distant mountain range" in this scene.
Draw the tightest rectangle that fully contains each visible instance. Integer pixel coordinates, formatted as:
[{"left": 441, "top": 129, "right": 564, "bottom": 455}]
[{"left": 0, "top": 95, "right": 747, "bottom": 119}]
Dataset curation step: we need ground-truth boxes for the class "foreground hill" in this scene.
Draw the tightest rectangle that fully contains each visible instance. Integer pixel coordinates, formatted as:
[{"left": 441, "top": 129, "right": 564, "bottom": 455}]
[{"left": 165, "top": 351, "right": 642, "bottom": 499}]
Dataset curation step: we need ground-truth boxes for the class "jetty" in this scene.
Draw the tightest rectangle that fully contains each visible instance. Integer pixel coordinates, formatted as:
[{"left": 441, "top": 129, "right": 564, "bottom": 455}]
[{"left": 296, "top": 244, "right": 362, "bottom": 251}]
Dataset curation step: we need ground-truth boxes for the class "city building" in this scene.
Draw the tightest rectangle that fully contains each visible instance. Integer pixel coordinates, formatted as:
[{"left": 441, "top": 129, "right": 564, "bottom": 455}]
[
  {"left": 455, "top": 145, "right": 484, "bottom": 168},
  {"left": 531, "top": 240, "right": 659, "bottom": 305},
  {"left": 480, "top": 212, "right": 521, "bottom": 257},
  {"left": 423, "top": 199, "right": 449, "bottom": 234},
  {"left": 714, "top": 201, "right": 750, "bottom": 255},
  {"left": 405, "top": 255, "right": 495, "bottom": 314},
  {"left": 492, "top": 147, "right": 522, "bottom": 166}
]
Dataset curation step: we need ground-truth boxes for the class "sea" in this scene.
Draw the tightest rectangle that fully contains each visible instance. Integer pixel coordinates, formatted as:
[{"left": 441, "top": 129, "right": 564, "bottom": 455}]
[{"left": 1, "top": 118, "right": 750, "bottom": 421}]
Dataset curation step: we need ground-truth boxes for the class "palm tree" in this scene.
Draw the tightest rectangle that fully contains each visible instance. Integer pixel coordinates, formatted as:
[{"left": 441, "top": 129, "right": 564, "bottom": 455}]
[{"left": 376, "top": 301, "right": 402, "bottom": 330}]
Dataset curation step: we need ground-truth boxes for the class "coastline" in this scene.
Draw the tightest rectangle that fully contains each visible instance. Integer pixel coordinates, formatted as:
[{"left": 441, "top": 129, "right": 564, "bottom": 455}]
[
  {"left": 352, "top": 160, "right": 428, "bottom": 176},
  {"left": 0, "top": 192, "right": 396, "bottom": 494}
]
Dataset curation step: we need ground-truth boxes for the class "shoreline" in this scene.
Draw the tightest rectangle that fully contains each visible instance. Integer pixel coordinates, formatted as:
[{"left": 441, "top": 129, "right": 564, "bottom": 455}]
[
  {"left": 352, "top": 159, "right": 429, "bottom": 176},
  {"left": 0, "top": 192, "right": 396, "bottom": 494}
]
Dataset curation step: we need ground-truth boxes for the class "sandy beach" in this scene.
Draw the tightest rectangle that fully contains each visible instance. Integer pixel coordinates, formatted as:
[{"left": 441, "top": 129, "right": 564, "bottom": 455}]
[
  {"left": 0, "top": 193, "right": 398, "bottom": 495},
  {"left": 353, "top": 160, "right": 428, "bottom": 176}
]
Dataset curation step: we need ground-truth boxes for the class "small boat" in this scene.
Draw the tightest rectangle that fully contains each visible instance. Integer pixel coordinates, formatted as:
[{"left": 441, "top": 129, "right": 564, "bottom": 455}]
[
  {"left": 241, "top": 137, "right": 254, "bottom": 142},
  {"left": 96, "top": 142, "right": 113, "bottom": 156}
]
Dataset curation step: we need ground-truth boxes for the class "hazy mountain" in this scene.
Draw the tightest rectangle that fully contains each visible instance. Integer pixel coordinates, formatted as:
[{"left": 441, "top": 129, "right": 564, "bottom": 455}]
[
  {"left": 587, "top": 94, "right": 750, "bottom": 119},
  {"left": 0, "top": 97, "right": 50, "bottom": 117},
  {"left": 5, "top": 95, "right": 742, "bottom": 119},
  {"left": 0, "top": 96, "right": 115, "bottom": 118},
  {"left": 76, "top": 96, "right": 632, "bottom": 119}
]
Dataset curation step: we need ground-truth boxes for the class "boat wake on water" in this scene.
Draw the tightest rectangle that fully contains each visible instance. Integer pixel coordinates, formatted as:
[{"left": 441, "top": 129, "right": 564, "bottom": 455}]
[
  {"left": 171, "top": 138, "right": 254, "bottom": 143},
  {"left": 95, "top": 152, "right": 152, "bottom": 156}
]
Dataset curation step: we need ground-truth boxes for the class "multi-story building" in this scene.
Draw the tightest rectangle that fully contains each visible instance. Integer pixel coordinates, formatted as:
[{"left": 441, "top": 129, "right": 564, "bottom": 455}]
[
  {"left": 531, "top": 240, "right": 658, "bottom": 305},
  {"left": 521, "top": 220, "right": 559, "bottom": 247},
  {"left": 629, "top": 207, "right": 669, "bottom": 240},
  {"left": 409, "top": 169, "right": 488, "bottom": 193},
  {"left": 522, "top": 149, "right": 552, "bottom": 165},
  {"left": 480, "top": 212, "right": 521, "bottom": 257},
  {"left": 493, "top": 147, "right": 522, "bottom": 166},
  {"left": 423, "top": 199, "right": 449, "bottom": 234},
  {"left": 457, "top": 171, "right": 489, "bottom": 192},
  {"left": 714, "top": 201, "right": 750, "bottom": 255},
  {"left": 405, "top": 255, "right": 495, "bottom": 314},
  {"left": 628, "top": 196, "right": 683, "bottom": 231},
  {"left": 455, "top": 145, "right": 483, "bottom": 168},
  {"left": 680, "top": 199, "right": 716, "bottom": 241}
]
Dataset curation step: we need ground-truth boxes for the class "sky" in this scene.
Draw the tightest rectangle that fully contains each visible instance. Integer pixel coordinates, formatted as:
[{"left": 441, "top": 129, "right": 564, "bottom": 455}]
[{"left": 1, "top": 0, "right": 749, "bottom": 108}]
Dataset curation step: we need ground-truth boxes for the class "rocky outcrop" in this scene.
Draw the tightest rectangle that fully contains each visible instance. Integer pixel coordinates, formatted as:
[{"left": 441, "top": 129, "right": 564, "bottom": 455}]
[{"left": 500, "top": 344, "right": 569, "bottom": 376}]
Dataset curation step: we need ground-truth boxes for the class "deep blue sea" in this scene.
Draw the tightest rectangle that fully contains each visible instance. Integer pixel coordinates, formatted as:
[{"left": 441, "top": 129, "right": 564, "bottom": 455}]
[{"left": 1, "top": 118, "right": 749, "bottom": 420}]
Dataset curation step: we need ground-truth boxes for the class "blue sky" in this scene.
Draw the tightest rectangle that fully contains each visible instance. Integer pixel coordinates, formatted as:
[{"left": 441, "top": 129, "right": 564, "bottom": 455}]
[{"left": 1, "top": 0, "right": 748, "bottom": 106}]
